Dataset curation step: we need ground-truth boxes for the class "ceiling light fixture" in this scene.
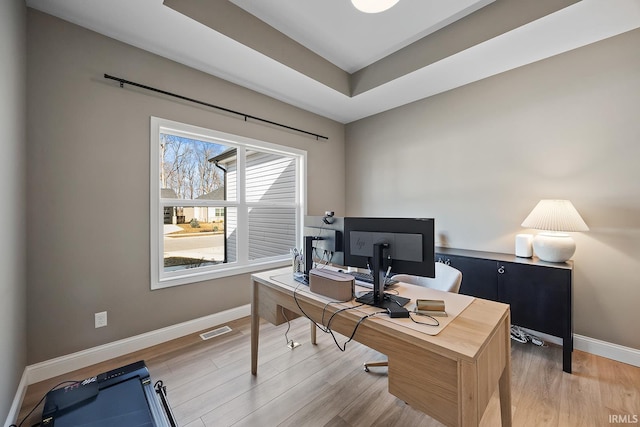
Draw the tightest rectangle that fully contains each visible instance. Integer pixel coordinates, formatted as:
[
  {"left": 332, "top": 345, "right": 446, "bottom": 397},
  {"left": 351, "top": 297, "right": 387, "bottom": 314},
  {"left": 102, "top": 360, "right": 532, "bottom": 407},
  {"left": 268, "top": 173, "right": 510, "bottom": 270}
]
[{"left": 351, "top": 0, "right": 400, "bottom": 14}]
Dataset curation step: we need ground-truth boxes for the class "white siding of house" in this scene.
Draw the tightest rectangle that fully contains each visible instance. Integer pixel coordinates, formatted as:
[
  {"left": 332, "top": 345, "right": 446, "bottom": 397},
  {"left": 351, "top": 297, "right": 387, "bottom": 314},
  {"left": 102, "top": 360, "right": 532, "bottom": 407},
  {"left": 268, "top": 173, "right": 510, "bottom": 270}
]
[
  {"left": 248, "top": 206, "right": 296, "bottom": 260},
  {"left": 246, "top": 153, "right": 296, "bottom": 203},
  {"left": 225, "top": 151, "right": 296, "bottom": 262}
]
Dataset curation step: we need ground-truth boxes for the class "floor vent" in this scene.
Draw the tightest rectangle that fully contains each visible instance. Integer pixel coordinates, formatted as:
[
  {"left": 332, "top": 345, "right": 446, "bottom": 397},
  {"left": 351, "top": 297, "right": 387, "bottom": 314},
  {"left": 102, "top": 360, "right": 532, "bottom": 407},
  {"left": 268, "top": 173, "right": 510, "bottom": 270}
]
[{"left": 200, "top": 325, "right": 232, "bottom": 341}]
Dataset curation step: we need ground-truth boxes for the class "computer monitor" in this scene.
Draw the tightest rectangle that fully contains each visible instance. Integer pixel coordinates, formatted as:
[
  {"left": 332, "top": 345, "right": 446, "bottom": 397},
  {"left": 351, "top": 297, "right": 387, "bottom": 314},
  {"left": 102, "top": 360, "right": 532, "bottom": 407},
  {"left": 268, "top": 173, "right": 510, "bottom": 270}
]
[
  {"left": 344, "top": 217, "right": 435, "bottom": 312},
  {"left": 302, "top": 214, "right": 345, "bottom": 279}
]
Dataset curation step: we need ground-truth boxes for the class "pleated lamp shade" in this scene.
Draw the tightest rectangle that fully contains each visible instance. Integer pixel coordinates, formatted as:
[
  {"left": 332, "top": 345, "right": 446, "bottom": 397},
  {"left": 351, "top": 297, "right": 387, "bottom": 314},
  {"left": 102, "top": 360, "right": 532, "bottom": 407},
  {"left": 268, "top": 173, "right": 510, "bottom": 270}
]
[
  {"left": 521, "top": 200, "right": 589, "bottom": 232},
  {"left": 521, "top": 200, "right": 588, "bottom": 262}
]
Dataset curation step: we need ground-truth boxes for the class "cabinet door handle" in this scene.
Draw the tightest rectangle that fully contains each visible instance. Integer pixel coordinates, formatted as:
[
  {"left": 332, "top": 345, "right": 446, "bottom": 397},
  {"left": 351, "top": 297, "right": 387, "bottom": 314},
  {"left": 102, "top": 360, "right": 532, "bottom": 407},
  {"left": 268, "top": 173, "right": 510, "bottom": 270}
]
[{"left": 498, "top": 265, "right": 505, "bottom": 274}]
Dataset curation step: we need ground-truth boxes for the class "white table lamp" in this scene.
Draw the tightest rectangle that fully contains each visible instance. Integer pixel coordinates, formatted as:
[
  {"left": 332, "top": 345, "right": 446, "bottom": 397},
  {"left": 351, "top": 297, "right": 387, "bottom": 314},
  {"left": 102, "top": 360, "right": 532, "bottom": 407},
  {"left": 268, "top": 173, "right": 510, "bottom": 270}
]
[{"left": 521, "top": 200, "right": 589, "bottom": 263}]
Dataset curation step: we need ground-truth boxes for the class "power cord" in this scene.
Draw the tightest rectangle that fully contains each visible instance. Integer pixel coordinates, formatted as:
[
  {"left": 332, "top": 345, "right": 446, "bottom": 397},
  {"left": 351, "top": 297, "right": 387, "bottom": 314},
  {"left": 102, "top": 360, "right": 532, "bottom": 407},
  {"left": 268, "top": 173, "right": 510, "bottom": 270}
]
[
  {"left": 510, "top": 325, "right": 545, "bottom": 346},
  {"left": 291, "top": 283, "right": 386, "bottom": 352},
  {"left": 310, "top": 225, "right": 328, "bottom": 269},
  {"left": 327, "top": 310, "right": 386, "bottom": 352},
  {"left": 408, "top": 311, "right": 440, "bottom": 327},
  {"left": 292, "top": 283, "right": 351, "bottom": 335},
  {"left": 282, "top": 287, "right": 342, "bottom": 349},
  {"left": 281, "top": 306, "right": 301, "bottom": 349}
]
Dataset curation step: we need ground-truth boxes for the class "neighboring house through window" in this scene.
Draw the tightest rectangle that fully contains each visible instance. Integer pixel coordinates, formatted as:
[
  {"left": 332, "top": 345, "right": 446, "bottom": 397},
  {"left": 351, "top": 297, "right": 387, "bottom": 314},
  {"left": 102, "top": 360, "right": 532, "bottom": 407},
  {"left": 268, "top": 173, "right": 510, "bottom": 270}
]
[{"left": 150, "top": 117, "right": 306, "bottom": 289}]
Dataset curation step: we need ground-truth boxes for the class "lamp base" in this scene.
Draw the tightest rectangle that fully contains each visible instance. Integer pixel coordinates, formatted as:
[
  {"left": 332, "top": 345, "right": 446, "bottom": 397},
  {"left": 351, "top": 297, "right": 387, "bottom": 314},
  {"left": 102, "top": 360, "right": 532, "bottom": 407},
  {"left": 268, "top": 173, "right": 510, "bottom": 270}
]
[{"left": 532, "top": 232, "right": 575, "bottom": 263}]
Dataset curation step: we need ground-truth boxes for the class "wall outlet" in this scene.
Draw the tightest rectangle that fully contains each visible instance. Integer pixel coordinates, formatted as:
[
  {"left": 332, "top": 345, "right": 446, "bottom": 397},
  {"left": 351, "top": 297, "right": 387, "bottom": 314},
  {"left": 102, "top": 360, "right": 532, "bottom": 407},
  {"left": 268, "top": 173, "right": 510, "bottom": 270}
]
[{"left": 95, "top": 311, "right": 107, "bottom": 328}]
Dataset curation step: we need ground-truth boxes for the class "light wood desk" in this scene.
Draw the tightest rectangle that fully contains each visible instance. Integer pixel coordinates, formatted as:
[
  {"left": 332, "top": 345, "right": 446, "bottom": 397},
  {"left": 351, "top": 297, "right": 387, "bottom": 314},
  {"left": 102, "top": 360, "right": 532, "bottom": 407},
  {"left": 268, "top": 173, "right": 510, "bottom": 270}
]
[{"left": 251, "top": 267, "right": 512, "bottom": 427}]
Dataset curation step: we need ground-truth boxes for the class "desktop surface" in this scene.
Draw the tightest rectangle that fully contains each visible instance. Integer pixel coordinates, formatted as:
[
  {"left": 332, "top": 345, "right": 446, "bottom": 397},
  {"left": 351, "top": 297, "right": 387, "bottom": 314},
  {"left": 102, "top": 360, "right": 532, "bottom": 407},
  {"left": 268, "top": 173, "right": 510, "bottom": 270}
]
[{"left": 255, "top": 266, "right": 508, "bottom": 359}]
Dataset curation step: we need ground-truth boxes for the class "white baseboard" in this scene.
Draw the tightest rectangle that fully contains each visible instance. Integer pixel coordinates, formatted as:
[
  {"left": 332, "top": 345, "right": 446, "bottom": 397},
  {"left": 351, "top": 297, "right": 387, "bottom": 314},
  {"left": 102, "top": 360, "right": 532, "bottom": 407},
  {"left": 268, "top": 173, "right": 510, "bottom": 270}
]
[
  {"left": 574, "top": 334, "right": 640, "bottom": 367},
  {"left": 518, "top": 326, "right": 640, "bottom": 368},
  {"left": 5, "top": 369, "right": 28, "bottom": 427},
  {"left": 26, "top": 304, "right": 250, "bottom": 385}
]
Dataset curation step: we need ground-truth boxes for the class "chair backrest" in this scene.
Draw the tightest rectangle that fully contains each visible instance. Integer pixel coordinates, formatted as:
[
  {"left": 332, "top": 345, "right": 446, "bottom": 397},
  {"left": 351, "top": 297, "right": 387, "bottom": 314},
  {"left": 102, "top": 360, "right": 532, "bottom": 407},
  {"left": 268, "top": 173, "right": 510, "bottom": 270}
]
[{"left": 391, "top": 262, "right": 462, "bottom": 293}]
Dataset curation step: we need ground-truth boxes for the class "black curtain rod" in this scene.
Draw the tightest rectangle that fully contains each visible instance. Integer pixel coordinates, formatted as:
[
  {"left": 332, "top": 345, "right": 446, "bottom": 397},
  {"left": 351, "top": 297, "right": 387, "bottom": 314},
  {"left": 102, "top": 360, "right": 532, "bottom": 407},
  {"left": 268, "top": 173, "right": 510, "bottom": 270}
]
[{"left": 104, "top": 74, "right": 328, "bottom": 141}]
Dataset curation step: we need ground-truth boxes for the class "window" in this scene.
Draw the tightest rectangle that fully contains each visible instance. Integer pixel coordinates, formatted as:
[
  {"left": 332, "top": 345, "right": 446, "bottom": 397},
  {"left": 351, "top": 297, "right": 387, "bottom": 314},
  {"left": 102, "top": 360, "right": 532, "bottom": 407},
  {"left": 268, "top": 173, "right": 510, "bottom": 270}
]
[{"left": 150, "top": 117, "right": 306, "bottom": 289}]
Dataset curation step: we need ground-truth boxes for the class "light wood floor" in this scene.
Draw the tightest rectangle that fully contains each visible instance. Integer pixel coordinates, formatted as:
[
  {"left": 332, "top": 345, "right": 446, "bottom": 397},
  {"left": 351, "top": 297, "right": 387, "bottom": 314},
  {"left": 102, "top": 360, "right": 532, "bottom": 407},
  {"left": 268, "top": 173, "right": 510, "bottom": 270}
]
[{"left": 17, "top": 316, "right": 640, "bottom": 426}]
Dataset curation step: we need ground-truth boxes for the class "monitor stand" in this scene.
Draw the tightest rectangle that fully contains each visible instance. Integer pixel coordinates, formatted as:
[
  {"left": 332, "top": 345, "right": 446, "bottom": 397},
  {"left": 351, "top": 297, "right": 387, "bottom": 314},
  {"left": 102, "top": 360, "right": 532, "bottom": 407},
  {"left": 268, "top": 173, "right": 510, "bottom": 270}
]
[
  {"left": 354, "top": 242, "right": 410, "bottom": 317},
  {"left": 355, "top": 291, "right": 410, "bottom": 311}
]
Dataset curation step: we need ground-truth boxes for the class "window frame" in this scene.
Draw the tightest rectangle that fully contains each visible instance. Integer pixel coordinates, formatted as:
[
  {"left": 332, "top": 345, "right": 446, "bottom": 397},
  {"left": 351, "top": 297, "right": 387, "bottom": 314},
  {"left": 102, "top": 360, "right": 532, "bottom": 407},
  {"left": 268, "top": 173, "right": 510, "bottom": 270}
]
[{"left": 150, "top": 117, "right": 306, "bottom": 289}]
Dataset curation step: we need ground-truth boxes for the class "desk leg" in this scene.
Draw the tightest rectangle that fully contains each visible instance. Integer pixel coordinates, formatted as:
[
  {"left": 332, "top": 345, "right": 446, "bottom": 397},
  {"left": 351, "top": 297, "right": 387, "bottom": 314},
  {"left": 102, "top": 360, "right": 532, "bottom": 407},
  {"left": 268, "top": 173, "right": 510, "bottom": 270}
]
[
  {"left": 310, "top": 321, "right": 317, "bottom": 345},
  {"left": 499, "top": 316, "right": 512, "bottom": 427},
  {"left": 498, "top": 365, "right": 512, "bottom": 426},
  {"left": 251, "top": 279, "right": 259, "bottom": 375}
]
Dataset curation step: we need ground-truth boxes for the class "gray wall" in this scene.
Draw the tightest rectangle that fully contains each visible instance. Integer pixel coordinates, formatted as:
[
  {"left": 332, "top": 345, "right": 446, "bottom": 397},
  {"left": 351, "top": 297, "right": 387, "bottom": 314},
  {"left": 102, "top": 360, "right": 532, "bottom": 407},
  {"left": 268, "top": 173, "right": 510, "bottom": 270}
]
[
  {"left": 346, "top": 29, "right": 640, "bottom": 350},
  {"left": 26, "top": 10, "right": 345, "bottom": 364},
  {"left": 0, "top": 0, "right": 27, "bottom": 420}
]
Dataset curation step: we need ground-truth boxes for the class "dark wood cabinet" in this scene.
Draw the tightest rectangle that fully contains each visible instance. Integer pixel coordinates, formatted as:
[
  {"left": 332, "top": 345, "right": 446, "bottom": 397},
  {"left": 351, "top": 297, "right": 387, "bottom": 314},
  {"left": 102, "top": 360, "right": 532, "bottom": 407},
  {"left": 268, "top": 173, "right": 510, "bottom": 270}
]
[
  {"left": 436, "top": 247, "right": 573, "bottom": 373},
  {"left": 438, "top": 254, "right": 498, "bottom": 300}
]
